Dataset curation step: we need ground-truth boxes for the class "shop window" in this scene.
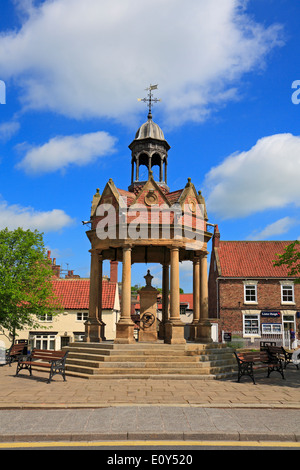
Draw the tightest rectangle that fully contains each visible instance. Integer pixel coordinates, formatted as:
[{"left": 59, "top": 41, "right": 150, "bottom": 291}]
[
  {"left": 262, "top": 324, "right": 282, "bottom": 334},
  {"left": 243, "top": 314, "right": 260, "bottom": 336}
]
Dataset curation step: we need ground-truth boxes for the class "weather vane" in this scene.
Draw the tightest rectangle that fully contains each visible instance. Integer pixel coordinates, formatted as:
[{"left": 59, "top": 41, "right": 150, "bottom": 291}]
[{"left": 138, "top": 84, "right": 161, "bottom": 119}]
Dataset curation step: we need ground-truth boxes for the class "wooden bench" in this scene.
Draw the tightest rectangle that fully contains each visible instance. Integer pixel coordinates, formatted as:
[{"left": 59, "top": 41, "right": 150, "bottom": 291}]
[
  {"left": 15, "top": 349, "right": 69, "bottom": 384},
  {"left": 266, "top": 345, "right": 298, "bottom": 370},
  {"left": 6, "top": 343, "right": 28, "bottom": 366},
  {"left": 234, "top": 350, "right": 285, "bottom": 384}
]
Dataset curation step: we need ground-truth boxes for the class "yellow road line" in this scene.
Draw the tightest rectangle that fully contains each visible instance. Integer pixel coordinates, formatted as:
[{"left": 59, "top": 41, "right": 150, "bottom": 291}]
[{"left": 0, "top": 440, "right": 299, "bottom": 448}]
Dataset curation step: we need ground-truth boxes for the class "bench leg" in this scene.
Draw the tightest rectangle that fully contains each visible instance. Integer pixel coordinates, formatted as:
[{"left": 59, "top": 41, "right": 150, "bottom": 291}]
[
  {"left": 267, "top": 363, "right": 285, "bottom": 380},
  {"left": 15, "top": 362, "right": 32, "bottom": 377},
  {"left": 237, "top": 364, "right": 256, "bottom": 384},
  {"left": 47, "top": 363, "right": 67, "bottom": 384}
]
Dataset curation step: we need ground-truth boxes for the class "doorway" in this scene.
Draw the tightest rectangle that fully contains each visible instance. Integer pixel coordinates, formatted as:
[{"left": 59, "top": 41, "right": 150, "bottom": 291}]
[{"left": 282, "top": 314, "right": 296, "bottom": 349}]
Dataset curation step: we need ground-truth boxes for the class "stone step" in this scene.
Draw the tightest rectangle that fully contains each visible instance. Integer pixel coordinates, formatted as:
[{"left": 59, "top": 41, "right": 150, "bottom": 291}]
[
  {"left": 66, "top": 347, "right": 188, "bottom": 356},
  {"left": 64, "top": 370, "right": 235, "bottom": 380},
  {"left": 66, "top": 358, "right": 236, "bottom": 369},
  {"left": 65, "top": 346, "right": 234, "bottom": 357},
  {"left": 63, "top": 342, "right": 236, "bottom": 380},
  {"left": 65, "top": 342, "right": 230, "bottom": 352},
  {"left": 65, "top": 364, "right": 236, "bottom": 376},
  {"left": 66, "top": 349, "right": 235, "bottom": 360}
]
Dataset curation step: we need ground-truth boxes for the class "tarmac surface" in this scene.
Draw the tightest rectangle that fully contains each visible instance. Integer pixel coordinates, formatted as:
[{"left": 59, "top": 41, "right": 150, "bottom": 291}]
[{"left": 0, "top": 363, "right": 299, "bottom": 443}]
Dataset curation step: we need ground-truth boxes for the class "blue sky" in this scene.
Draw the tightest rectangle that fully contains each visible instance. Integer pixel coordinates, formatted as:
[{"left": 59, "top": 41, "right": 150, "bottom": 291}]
[{"left": 0, "top": 0, "right": 300, "bottom": 292}]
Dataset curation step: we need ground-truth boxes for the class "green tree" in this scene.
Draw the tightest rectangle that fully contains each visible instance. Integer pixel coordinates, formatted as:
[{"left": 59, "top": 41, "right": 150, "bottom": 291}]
[
  {"left": 0, "top": 228, "right": 62, "bottom": 344},
  {"left": 274, "top": 240, "right": 300, "bottom": 281}
]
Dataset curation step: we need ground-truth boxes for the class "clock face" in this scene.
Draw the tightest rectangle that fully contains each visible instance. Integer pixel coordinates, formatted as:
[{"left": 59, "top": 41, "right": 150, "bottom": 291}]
[{"left": 144, "top": 191, "right": 158, "bottom": 206}]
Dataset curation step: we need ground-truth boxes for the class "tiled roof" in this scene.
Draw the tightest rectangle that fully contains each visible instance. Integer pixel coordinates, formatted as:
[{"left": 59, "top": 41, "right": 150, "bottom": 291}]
[
  {"left": 179, "top": 294, "right": 193, "bottom": 309},
  {"left": 52, "top": 279, "right": 117, "bottom": 310},
  {"left": 216, "top": 241, "right": 298, "bottom": 278}
]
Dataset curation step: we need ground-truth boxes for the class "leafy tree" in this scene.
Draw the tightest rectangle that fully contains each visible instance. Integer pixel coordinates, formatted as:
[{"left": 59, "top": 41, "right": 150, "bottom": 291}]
[
  {"left": 0, "top": 228, "right": 62, "bottom": 345},
  {"left": 274, "top": 240, "right": 300, "bottom": 281}
]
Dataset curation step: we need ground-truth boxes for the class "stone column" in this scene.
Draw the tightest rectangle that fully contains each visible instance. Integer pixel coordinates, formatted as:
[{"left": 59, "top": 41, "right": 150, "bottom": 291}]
[
  {"left": 131, "top": 159, "right": 134, "bottom": 185},
  {"left": 98, "top": 254, "right": 106, "bottom": 341},
  {"left": 160, "top": 158, "right": 163, "bottom": 182},
  {"left": 115, "top": 246, "right": 135, "bottom": 343},
  {"left": 84, "top": 250, "right": 104, "bottom": 342},
  {"left": 165, "top": 247, "right": 185, "bottom": 344},
  {"left": 197, "top": 252, "right": 212, "bottom": 343},
  {"left": 189, "top": 253, "right": 200, "bottom": 340},
  {"left": 159, "top": 263, "right": 169, "bottom": 339},
  {"left": 136, "top": 157, "right": 139, "bottom": 181}
]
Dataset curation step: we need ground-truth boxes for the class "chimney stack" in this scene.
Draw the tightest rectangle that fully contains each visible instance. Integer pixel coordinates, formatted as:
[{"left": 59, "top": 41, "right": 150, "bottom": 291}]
[
  {"left": 110, "top": 261, "right": 118, "bottom": 283},
  {"left": 213, "top": 224, "right": 220, "bottom": 248}
]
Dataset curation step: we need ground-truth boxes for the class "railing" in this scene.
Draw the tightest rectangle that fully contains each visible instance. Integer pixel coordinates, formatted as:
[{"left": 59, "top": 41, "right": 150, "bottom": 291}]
[{"left": 223, "top": 331, "right": 289, "bottom": 349}]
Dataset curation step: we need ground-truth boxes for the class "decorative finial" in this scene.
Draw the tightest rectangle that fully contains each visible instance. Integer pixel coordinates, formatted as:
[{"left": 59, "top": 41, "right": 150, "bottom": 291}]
[
  {"left": 144, "top": 269, "right": 153, "bottom": 287},
  {"left": 138, "top": 84, "right": 161, "bottom": 119}
]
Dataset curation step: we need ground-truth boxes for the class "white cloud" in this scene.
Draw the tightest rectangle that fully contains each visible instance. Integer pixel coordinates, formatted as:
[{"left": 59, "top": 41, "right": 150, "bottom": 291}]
[
  {"left": 0, "top": 121, "right": 20, "bottom": 141},
  {"left": 16, "top": 131, "right": 117, "bottom": 174},
  {"left": 247, "top": 217, "right": 299, "bottom": 241},
  {"left": 0, "top": 199, "right": 75, "bottom": 232},
  {"left": 0, "top": 0, "right": 282, "bottom": 124},
  {"left": 205, "top": 133, "right": 300, "bottom": 219}
]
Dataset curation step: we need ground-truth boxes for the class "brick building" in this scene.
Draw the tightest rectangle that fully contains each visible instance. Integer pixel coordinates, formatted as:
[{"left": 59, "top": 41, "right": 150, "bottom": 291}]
[{"left": 208, "top": 226, "right": 300, "bottom": 348}]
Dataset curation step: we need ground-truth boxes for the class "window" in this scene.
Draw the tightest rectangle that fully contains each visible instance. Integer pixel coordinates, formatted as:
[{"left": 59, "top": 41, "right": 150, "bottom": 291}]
[
  {"left": 77, "top": 312, "right": 89, "bottom": 321},
  {"left": 244, "top": 282, "right": 257, "bottom": 303},
  {"left": 262, "top": 324, "right": 282, "bottom": 334},
  {"left": 180, "top": 306, "right": 187, "bottom": 315},
  {"left": 281, "top": 283, "right": 294, "bottom": 303},
  {"left": 74, "top": 334, "right": 85, "bottom": 342},
  {"left": 33, "top": 334, "right": 55, "bottom": 350},
  {"left": 243, "top": 314, "right": 260, "bottom": 336},
  {"left": 39, "top": 314, "right": 53, "bottom": 322}
]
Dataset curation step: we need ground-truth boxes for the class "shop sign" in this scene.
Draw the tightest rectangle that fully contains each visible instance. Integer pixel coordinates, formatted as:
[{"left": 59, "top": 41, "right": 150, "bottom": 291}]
[
  {"left": 223, "top": 332, "right": 232, "bottom": 342},
  {"left": 261, "top": 311, "right": 280, "bottom": 318}
]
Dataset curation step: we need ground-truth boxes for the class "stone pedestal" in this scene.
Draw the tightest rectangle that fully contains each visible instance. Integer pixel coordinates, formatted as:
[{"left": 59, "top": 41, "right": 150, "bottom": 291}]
[
  {"left": 164, "top": 320, "right": 186, "bottom": 344},
  {"left": 84, "top": 317, "right": 105, "bottom": 343},
  {"left": 115, "top": 321, "right": 135, "bottom": 344},
  {"left": 196, "top": 320, "right": 213, "bottom": 344},
  {"left": 139, "top": 270, "right": 158, "bottom": 342}
]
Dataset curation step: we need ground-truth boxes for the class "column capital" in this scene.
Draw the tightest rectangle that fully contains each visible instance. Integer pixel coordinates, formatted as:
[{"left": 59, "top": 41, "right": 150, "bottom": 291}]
[
  {"left": 123, "top": 245, "right": 133, "bottom": 252},
  {"left": 193, "top": 253, "right": 201, "bottom": 263}
]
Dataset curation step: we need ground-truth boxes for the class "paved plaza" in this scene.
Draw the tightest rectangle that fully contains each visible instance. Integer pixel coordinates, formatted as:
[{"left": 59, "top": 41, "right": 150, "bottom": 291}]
[{"left": 0, "top": 364, "right": 299, "bottom": 443}]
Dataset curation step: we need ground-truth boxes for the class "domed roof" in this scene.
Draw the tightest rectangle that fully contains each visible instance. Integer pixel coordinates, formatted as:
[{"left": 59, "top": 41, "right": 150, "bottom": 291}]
[{"left": 135, "top": 116, "right": 165, "bottom": 141}]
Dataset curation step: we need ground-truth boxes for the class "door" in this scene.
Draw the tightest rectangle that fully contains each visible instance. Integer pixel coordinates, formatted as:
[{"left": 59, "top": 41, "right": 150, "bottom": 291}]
[
  {"left": 283, "top": 315, "right": 296, "bottom": 349},
  {"left": 211, "top": 323, "right": 218, "bottom": 343},
  {"left": 61, "top": 336, "right": 70, "bottom": 348}
]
